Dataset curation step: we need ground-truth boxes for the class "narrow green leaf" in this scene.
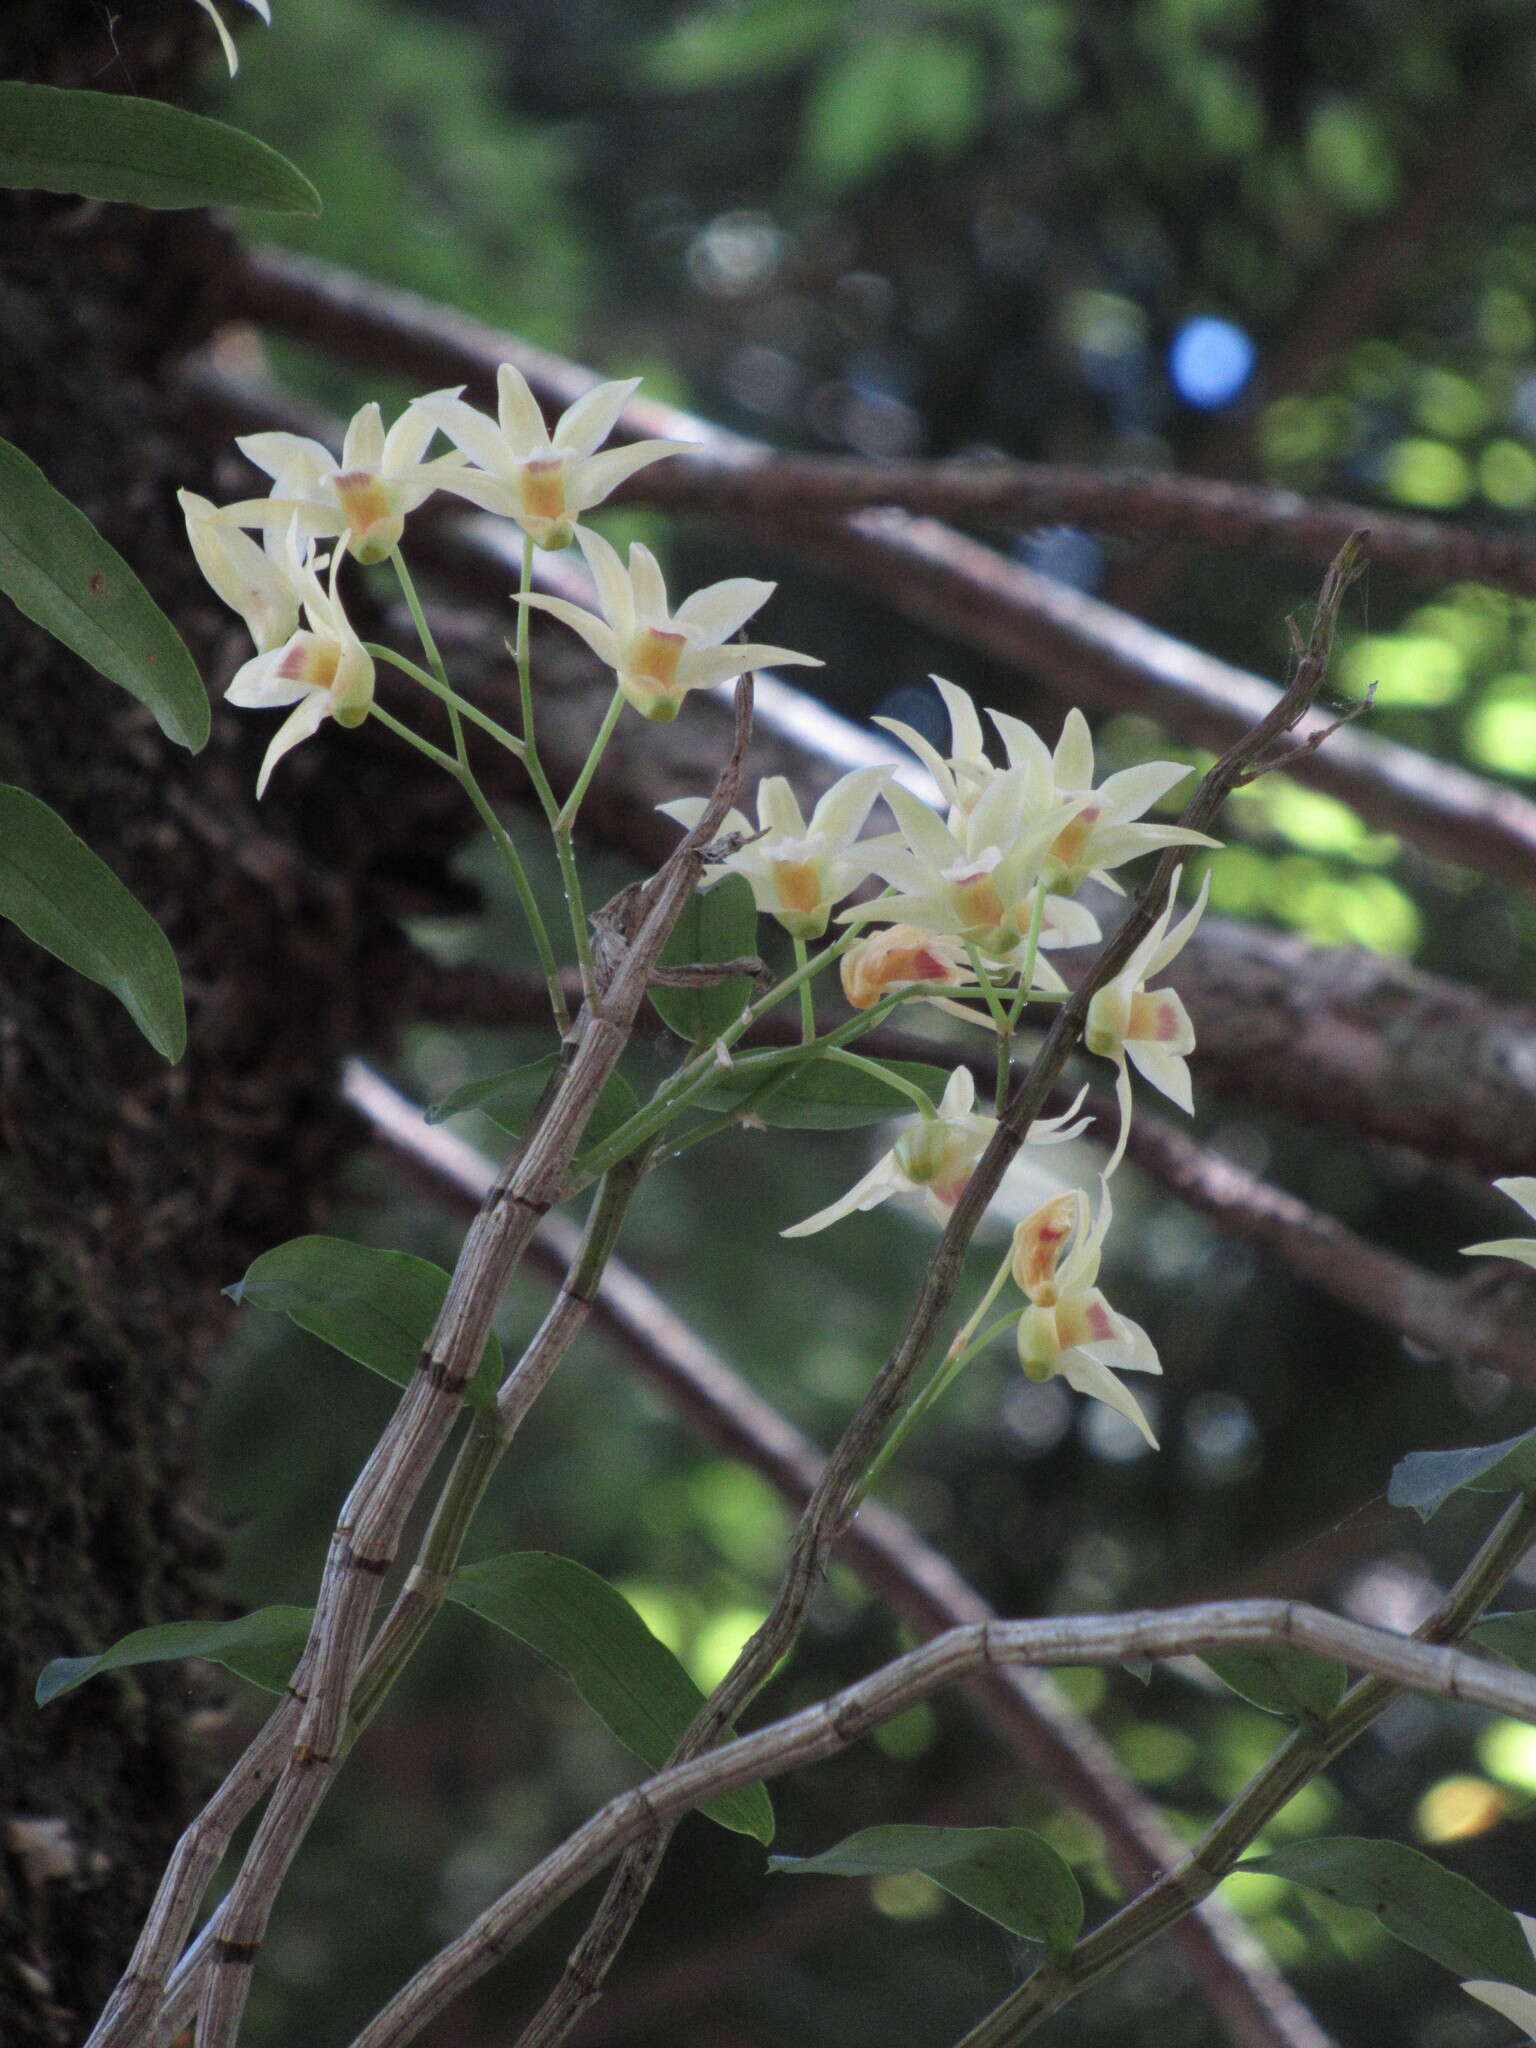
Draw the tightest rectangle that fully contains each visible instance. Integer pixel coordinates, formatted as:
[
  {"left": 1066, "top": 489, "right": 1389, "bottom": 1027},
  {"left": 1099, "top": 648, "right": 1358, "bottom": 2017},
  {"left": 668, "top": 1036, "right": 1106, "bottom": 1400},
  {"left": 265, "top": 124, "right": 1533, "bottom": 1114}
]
[
  {"left": 1240, "top": 1839, "right": 1536, "bottom": 1989},
  {"left": 1387, "top": 1427, "right": 1536, "bottom": 1523},
  {"left": 0, "top": 437, "right": 209, "bottom": 751},
  {"left": 0, "top": 83, "right": 320, "bottom": 214},
  {"left": 449, "top": 1553, "right": 774, "bottom": 1842},
  {"left": 1471, "top": 1609, "right": 1536, "bottom": 1673},
  {"left": 0, "top": 787, "right": 185, "bottom": 1061},
  {"left": 36, "top": 1606, "right": 312, "bottom": 1707},
  {"left": 770, "top": 1825, "right": 1083, "bottom": 1956},
  {"left": 227, "top": 1236, "right": 503, "bottom": 1409},
  {"left": 1200, "top": 1647, "right": 1348, "bottom": 1724},
  {"left": 650, "top": 874, "right": 758, "bottom": 1043},
  {"left": 641, "top": 0, "right": 836, "bottom": 88},
  {"left": 427, "top": 1054, "right": 640, "bottom": 1158},
  {"left": 696, "top": 1053, "right": 951, "bottom": 1130}
]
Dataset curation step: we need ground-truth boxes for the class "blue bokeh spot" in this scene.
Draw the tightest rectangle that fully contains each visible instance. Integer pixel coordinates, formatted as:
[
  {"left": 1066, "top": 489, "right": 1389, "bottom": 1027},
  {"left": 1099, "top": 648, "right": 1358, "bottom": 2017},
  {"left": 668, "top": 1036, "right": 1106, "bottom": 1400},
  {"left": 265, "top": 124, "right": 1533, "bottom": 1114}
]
[{"left": 1168, "top": 317, "right": 1256, "bottom": 410}]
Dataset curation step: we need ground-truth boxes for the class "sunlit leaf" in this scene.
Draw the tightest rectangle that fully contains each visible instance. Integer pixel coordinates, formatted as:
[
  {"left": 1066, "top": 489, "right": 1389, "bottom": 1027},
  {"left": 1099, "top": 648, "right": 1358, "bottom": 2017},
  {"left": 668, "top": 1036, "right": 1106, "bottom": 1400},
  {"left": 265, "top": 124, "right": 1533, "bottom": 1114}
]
[
  {"left": 0, "top": 83, "right": 320, "bottom": 214},
  {"left": 641, "top": 0, "right": 836, "bottom": 88},
  {"left": 770, "top": 1825, "right": 1083, "bottom": 1955},
  {"left": 0, "top": 437, "right": 208, "bottom": 751},
  {"left": 36, "top": 1606, "right": 311, "bottom": 1707},
  {"left": 1241, "top": 1838, "right": 1536, "bottom": 1989},
  {"left": 1201, "top": 1647, "right": 1348, "bottom": 1724},
  {"left": 1387, "top": 1428, "right": 1536, "bottom": 1523},
  {"left": 0, "top": 786, "right": 185, "bottom": 1062},
  {"left": 227, "top": 1236, "right": 503, "bottom": 1409},
  {"left": 695, "top": 1053, "right": 950, "bottom": 1128},
  {"left": 449, "top": 1553, "right": 773, "bottom": 1841},
  {"left": 650, "top": 874, "right": 758, "bottom": 1043}
]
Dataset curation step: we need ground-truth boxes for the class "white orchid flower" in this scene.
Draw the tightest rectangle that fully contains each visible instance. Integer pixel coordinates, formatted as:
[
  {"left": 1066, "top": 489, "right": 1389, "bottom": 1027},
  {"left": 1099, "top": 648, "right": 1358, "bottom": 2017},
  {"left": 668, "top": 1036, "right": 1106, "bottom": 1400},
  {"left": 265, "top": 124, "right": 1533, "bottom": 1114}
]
[
  {"left": 875, "top": 676, "right": 1000, "bottom": 821},
  {"left": 1011, "top": 1180, "right": 1162, "bottom": 1448},
  {"left": 221, "top": 398, "right": 469, "bottom": 565},
  {"left": 783, "top": 1068, "right": 1090, "bottom": 1238},
  {"left": 193, "top": 0, "right": 269, "bottom": 76},
  {"left": 847, "top": 773, "right": 1079, "bottom": 961},
  {"left": 1087, "top": 869, "right": 1210, "bottom": 1169},
  {"left": 659, "top": 766, "right": 890, "bottom": 939},
  {"left": 1463, "top": 1913, "right": 1536, "bottom": 2037},
  {"left": 840, "top": 924, "right": 977, "bottom": 1013},
  {"left": 990, "top": 704, "right": 1219, "bottom": 895},
  {"left": 223, "top": 527, "right": 374, "bottom": 798},
  {"left": 179, "top": 489, "right": 302, "bottom": 653},
  {"left": 413, "top": 363, "right": 689, "bottom": 551},
  {"left": 1463, "top": 1179, "right": 1536, "bottom": 1270},
  {"left": 520, "top": 526, "right": 820, "bottom": 722}
]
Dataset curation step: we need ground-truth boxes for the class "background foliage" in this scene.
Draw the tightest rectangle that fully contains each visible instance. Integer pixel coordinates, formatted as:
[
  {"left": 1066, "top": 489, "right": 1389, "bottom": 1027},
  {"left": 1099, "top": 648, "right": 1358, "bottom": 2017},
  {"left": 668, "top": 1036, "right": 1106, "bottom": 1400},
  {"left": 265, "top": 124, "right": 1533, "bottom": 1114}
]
[{"left": 172, "top": 3, "right": 1536, "bottom": 2042}]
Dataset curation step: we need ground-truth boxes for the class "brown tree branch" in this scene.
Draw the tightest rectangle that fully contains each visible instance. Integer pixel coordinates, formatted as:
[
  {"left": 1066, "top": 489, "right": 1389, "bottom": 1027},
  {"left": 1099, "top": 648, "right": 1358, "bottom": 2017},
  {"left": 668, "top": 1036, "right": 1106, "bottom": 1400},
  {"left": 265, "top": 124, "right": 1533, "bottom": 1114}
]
[
  {"left": 204, "top": 248, "right": 1536, "bottom": 895},
  {"left": 345, "top": 1061, "right": 1336, "bottom": 2048}
]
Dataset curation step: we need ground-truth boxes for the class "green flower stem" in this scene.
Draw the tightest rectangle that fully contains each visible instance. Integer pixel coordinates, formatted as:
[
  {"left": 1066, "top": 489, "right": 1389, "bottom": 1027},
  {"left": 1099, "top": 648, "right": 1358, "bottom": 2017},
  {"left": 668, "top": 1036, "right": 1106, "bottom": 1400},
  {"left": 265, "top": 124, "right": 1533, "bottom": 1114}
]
[
  {"left": 367, "top": 644, "right": 527, "bottom": 760},
  {"left": 964, "top": 943, "right": 1014, "bottom": 1114},
  {"left": 389, "top": 549, "right": 468, "bottom": 767},
  {"left": 1008, "top": 886, "right": 1049, "bottom": 1035},
  {"left": 556, "top": 688, "right": 625, "bottom": 834},
  {"left": 348, "top": 1157, "right": 647, "bottom": 1737},
  {"left": 368, "top": 702, "right": 464, "bottom": 780},
  {"left": 792, "top": 937, "right": 816, "bottom": 1043},
  {"left": 576, "top": 930, "right": 874, "bottom": 1177},
  {"left": 956, "top": 1489, "right": 1536, "bottom": 2048},
  {"left": 452, "top": 762, "right": 571, "bottom": 1036},
  {"left": 823, "top": 1044, "right": 936, "bottom": 1119}
]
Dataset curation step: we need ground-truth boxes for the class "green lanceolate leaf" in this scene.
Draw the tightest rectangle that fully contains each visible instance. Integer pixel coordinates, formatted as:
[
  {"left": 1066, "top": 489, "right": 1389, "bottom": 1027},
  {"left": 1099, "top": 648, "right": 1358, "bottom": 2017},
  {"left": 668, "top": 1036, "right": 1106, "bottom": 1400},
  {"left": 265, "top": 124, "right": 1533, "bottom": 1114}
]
[
  {"left": 36, "top": 1606, "right": 312, "bottom": 1707},
  {"left": 426, "top": 1054, "right": 641, "bottom": 1159},
  {"left": 770, "top": 1825, "right": 1083, "bottom": 1956},
  {"left": 1471, "top": 1609, "right": 1536, "bottom": 1673},
  {"left": 1200, "top": 1646, "right": 1348, "bottom": 1724},
  {"left": 650, "top": 873, "right": 758, "bottom": 1043},
  {"left": 0, "top": 83, "right": 320, "bottom": 214},
  {"left": 449, "top": 1552, "right": 774, "bottom": 1842},
  {"left": 697, "top": 1052, "right": 951, "bottom": 1129},
  {"left": 0, "top": 787, "right": 185, "bottom": 1061},
  {"left": 1240, "top": 1838, "right": 1536, "bottom": 1989},
  {"left": 0, "top": 437, "right": 209, "bottom": 751},
  {"left": 1387, "top": 1427, "right": 1536, "bottom": 1523},
  {"left": 227, "top": 1236, "right": 503, "bottom": 1409}
]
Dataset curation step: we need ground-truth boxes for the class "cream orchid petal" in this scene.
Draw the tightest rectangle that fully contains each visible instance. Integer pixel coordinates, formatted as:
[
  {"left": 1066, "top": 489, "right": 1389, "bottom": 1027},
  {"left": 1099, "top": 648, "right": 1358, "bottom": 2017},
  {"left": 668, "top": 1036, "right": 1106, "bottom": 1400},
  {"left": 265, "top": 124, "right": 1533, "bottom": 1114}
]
[
  {"left": 216, "top": 495, "right": 341, "bottom": 540},
  {"left": 932, "top": 677, "right": 986, "bottom": 763},
  {"left": 673, "top": 576, "right": 776, "bottom": 644},
  {"left": 1147, "top": 869, "right": 1211, "bottom": 977},
  {"left": 427, "top": 468, "right": 518, "bottom": 518},
  {"left": 938, "top": 1066, "right": 976, "bottom": 1116},
  {"left": 676, "top": 643, "right": 822, "bottom": 690},
  {"left": 1104, "top": 1062, "right": 1134, "bottom": 1176},
  {"left": 1461, "top": 1978, "right": 1536, "bottom": 2035},
  {"left": 885, "top": 780, "right": 965, "bottom": 872},
  {"left": 383, "top": 394, "right": 461, "bottom": 470},
  {"left": 1126, "top": 1041, "right": 1195, "bottom": 1115},
  {"left": 808, "top": 765, "right": 891, "bottom": 846},
  {"left": 573, "top": 524, "right": 635, "bottom": 632},
  {"left": 224, "top": 650, "right": 310, "bottom": 708},
  {"left": 1039, "top": 895, "right": 1101, "bottom": 948},
  {"left": 414, "top": 396, "right": 515, "bottom": 478},
  {"left": 1027, "top": 1083, "right": 1092, "bottom": 1146},
  {"left": 1094, "top": 759, "right": 1192, "bottom": 820},
  {"left": 1495, "top": 1177, "right": 1536, "bottom": 1222},
  {"left": 1463, "top": 1238, "right": 1536, "bottom": 1270},
  {"left": 254, "top": 692, "right": 331, "bottom": 800},
  {"left": 517, "top": 593, "right": 621, "bottom": 669},
  {"left": 1057, "top": 1350, "right": 1160, "bottom": 1448},
  {"left": 552, "top": 376, "right": 643, "bottom": 457},
  {"left": 193, "top": 0, "right": 242, "bottom": 72},
  {"left": 657, "top": 797, "right": 752, "bottom": 841},
  {"left": 1091, "top": 1313, "right": 1163, "bottom": 1376},
  {"left": 872, "top": 715, "right": 961, "bottom": 807},
  {"left": 780, "top": 1153, "right": 910, "bottom": 1237},
  {"left": 627, "top": 543, "right": 670, "bottom": 624},
  {"left": 341, "top": 403, "right": 385, "bottom": 472},
  {"left": 570, "top": 439, "right": 691, "bottom": 510},
  {"left": 1054, "top": 707, "right": 1096, "bottom": 789},
  {"left": 756, "top": 776, "right": 806, "bottom": 839},
  {"left": 988, "top": 708, "right": 1053, "bottom": 776},
  {"left": 235, "top": 431, "right": 335, "bottom": 493},
  {"left": 496, "top": 363, "right": 551, "bottom": 453}
]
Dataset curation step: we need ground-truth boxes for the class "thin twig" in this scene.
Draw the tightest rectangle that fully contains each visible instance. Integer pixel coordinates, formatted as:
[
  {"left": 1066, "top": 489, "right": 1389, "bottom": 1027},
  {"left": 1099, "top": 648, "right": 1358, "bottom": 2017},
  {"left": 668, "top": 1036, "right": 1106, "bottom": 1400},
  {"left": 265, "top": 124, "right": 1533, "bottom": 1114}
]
[
  {"left": 347, "top": 1061, "right": 1336, "bottom": 2048},
  {"left": 342, "top": 1591, "right": 1536, "bottom": 2048}
]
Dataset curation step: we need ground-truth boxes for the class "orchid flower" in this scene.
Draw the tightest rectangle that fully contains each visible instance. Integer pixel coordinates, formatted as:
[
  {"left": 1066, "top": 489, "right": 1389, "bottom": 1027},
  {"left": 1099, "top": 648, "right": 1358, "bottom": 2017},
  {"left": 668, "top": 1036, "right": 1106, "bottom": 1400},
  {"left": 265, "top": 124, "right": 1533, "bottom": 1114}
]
[
  {"left": 840, "top": 924, "right": 976, "bottom": 1012},
  {"left": 782, "top": 1068, "right": 1090, "bottom": 1238},
  {"left": 221, "top": 399, "right": 469, "bottom": 565},
  {"left": 1463, "top": 1913, "right": 1536, "bottom": 2037},
  {"left": 222, "top": 527, "right": 374, "bottom": 798},
  {"left": 179, "top": 490, "right": 302, "bottom": 654},
  {"left": 1463, "top": 1179, "right": 1536, "bottom": 1270},
  {"left": 990, "top": 704, "right": 1219, "bottom": 895},
  {"left": 1011, "top": 1181, "right": 1162, "bottom": 1448},
  {"left": 659, "top": 766, "right": 889, "bottom": 939},
  {"left": 414, "top": 364, "right": 689, "bottom": 551},
  {"left": 193, "top": 0, "right": 269, "bottom": 76},
  {"left": 519, "top": 526, "right": 821, "bottom": 722},
  {"left": 846, "top": 773, "right": 1080, "bottom": 961},
  {"left": 1086, "top": 870, "right": 1210, "bottom": 1170},
  {"left": 875, "top": 676, "right": 999, "bottom": 821}
]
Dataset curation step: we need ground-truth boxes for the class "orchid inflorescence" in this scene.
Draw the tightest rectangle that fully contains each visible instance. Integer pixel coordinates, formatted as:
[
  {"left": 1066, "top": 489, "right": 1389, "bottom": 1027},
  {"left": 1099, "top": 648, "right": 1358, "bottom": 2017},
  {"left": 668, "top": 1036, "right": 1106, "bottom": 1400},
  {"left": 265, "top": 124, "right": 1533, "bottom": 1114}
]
[{"left": 183, "top": 363, "right": 1227, "bottom": 1448}]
